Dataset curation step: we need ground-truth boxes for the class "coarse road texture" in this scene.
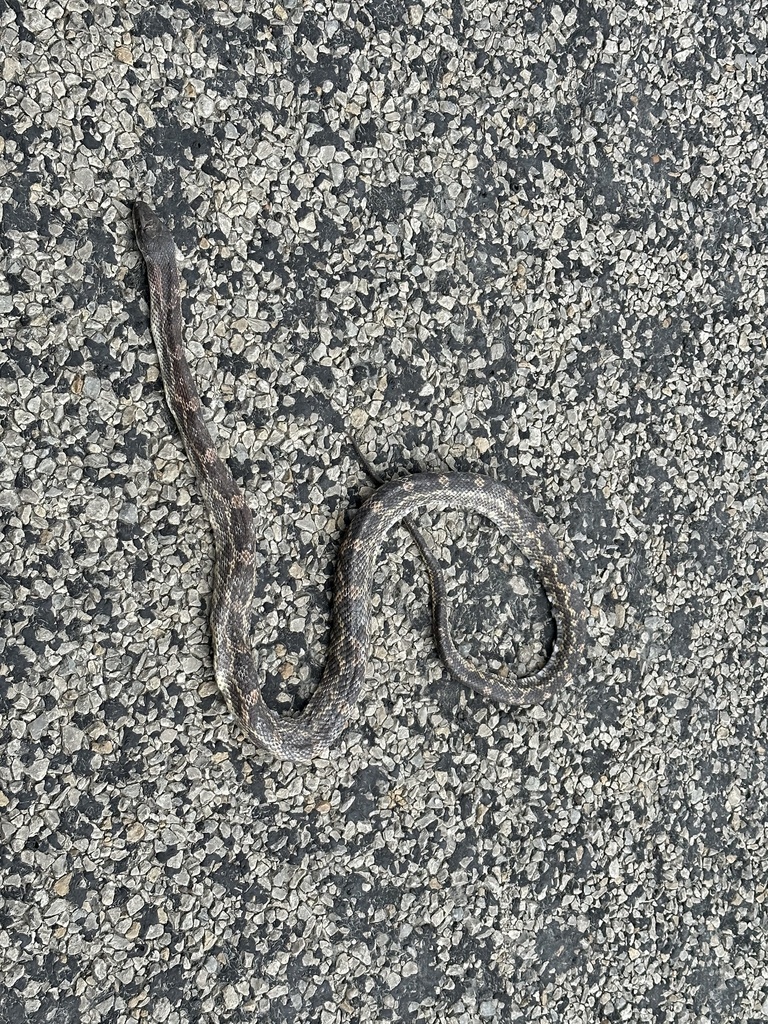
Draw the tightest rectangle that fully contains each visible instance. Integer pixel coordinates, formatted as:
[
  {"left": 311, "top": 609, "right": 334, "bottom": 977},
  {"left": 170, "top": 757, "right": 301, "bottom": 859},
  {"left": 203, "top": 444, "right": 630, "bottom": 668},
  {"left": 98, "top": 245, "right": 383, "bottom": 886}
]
[{"left": 1, "top": 3, "right": 766, "bottom": 1023}]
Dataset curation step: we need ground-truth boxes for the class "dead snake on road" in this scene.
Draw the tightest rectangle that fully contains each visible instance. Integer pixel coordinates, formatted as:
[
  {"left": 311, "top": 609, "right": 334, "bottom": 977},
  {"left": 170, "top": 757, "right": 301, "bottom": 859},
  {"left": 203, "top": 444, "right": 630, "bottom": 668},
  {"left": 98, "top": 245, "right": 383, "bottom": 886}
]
[{"left": 133, "top": 201, "right": 588, "bottom": 763}]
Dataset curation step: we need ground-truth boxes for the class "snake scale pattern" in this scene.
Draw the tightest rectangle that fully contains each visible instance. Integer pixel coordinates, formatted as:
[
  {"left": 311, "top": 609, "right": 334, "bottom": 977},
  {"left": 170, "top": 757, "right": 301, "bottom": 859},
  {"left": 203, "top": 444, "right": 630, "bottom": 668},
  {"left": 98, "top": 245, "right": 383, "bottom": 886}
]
[{"left": 133, "top": 201, "right": 588, "bottom": 764}]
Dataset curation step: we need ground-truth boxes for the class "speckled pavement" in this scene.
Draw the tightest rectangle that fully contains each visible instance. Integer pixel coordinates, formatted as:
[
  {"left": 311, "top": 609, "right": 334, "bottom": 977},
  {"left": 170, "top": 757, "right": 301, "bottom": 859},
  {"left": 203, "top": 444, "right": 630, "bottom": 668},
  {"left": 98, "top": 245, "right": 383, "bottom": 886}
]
[{"left": 1, "top": 2, "right": 767, "bottom": 1022}]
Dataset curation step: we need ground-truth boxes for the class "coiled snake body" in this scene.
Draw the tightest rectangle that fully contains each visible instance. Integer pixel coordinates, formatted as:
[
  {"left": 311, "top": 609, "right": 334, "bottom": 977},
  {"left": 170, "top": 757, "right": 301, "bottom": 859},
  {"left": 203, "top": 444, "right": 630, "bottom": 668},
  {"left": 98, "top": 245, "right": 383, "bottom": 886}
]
[{"left": 133, "top": 202, "right": 587, "bottom": 764}]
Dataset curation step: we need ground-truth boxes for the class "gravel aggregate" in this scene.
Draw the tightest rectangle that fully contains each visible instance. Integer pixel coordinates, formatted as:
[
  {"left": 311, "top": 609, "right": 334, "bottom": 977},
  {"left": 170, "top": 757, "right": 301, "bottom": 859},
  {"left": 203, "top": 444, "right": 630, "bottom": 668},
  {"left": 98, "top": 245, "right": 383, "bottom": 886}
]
[{"left": 1, "top": 1, "right": 767, "bottom": 1022}]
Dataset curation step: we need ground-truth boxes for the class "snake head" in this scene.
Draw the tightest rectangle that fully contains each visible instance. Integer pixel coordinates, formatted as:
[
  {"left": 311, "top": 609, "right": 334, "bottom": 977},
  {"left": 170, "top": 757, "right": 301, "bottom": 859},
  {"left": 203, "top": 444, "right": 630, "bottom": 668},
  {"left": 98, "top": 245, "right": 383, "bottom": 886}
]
[{"left": 133, "top": 202, "right": 175, "bottom": 268}]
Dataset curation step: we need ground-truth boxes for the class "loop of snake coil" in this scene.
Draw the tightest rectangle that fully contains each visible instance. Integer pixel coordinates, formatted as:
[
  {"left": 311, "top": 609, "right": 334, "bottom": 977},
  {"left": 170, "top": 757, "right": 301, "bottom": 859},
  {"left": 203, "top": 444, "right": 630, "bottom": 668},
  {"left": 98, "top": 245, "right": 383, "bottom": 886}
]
[{"left": 133, "top": 201, "right": 588, "bottom": 763}]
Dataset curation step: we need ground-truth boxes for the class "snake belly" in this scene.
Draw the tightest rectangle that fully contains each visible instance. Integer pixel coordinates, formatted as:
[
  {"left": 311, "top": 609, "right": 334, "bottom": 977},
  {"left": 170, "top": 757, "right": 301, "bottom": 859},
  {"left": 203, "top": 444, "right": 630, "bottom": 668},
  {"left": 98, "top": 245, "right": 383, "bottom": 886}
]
[{"left": 133, "top": 201, "right": 588, "bottom": 764}]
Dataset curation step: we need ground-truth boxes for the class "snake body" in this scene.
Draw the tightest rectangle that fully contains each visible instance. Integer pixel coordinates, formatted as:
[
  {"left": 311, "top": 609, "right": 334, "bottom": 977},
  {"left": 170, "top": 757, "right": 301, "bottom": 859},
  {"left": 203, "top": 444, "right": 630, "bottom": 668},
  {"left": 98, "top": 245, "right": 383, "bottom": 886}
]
[{"left": 133, "top": 201, "right": 587, "bottom": 764}]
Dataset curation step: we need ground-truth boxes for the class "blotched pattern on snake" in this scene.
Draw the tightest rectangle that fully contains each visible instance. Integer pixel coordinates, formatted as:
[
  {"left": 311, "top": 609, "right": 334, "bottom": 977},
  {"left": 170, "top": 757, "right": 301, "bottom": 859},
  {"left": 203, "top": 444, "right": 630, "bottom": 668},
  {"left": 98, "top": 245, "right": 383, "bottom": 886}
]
[{"left": 133, "top": 202, "right": 588, "bottom": 763}]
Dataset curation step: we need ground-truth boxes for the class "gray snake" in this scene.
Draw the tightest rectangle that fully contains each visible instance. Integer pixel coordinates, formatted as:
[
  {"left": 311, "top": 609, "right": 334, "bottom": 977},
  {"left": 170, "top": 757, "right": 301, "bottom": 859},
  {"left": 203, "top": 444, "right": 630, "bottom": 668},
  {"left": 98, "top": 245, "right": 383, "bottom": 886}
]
[{"left": 133, "top": 201, "right": 588, "bottom": 763}]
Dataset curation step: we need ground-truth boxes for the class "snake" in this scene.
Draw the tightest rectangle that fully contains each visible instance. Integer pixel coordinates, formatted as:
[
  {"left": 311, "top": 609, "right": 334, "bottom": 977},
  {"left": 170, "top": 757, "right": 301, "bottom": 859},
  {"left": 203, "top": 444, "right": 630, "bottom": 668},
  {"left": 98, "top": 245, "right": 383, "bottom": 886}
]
[{"left": 133, "top": 201, "right": 588, "bottom": 764}]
